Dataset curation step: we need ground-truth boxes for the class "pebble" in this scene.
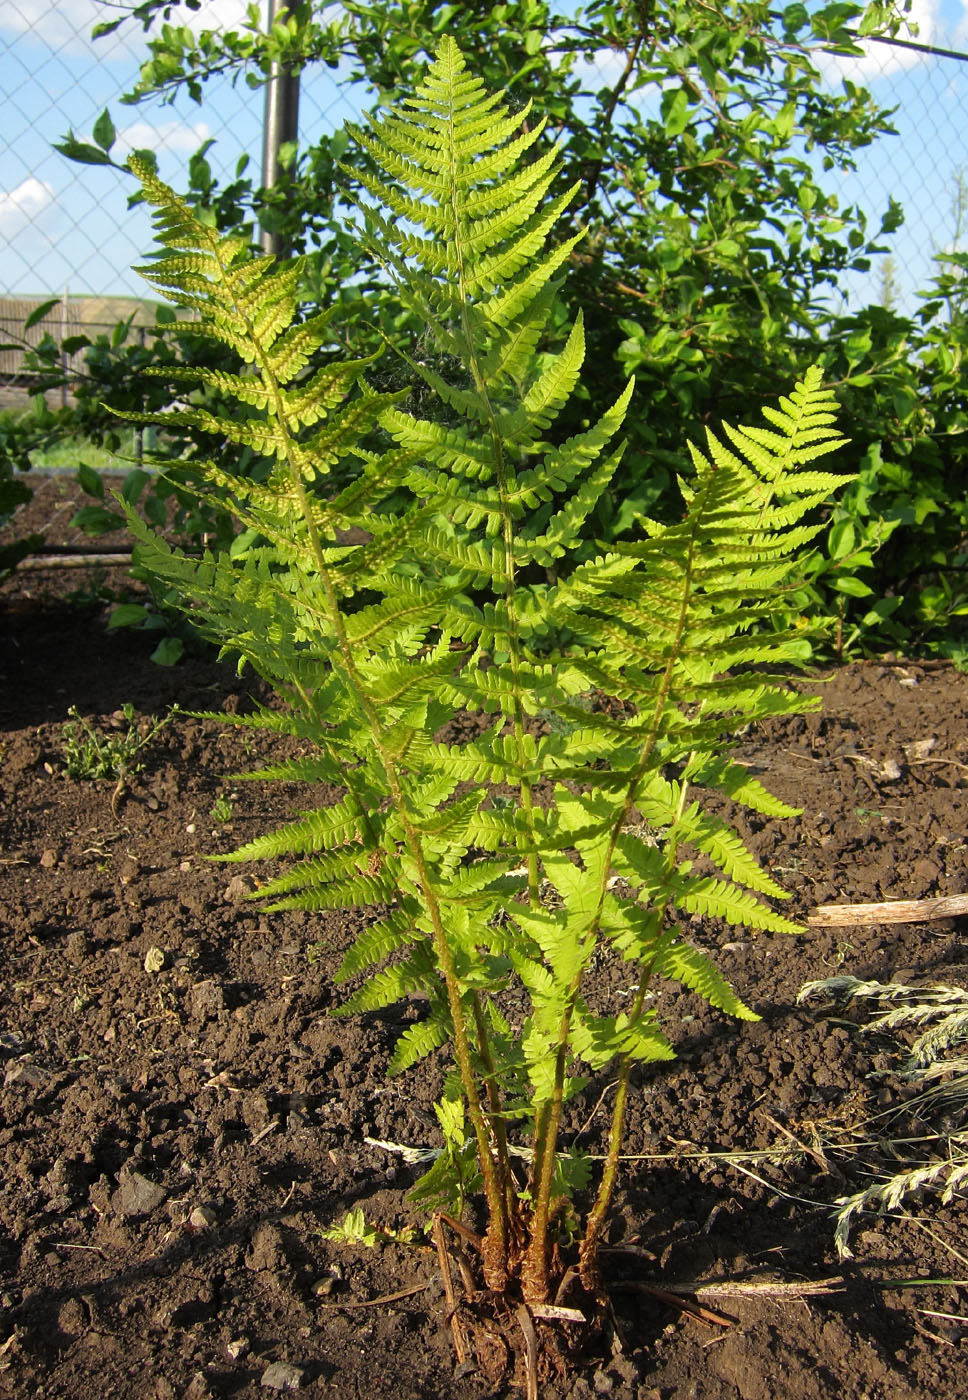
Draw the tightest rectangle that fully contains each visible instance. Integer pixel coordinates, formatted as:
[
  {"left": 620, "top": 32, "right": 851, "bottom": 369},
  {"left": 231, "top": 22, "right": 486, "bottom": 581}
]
[
  {"left": 191, "top": 980, "right": 226, "bottom": 1019},
  {"left": 57, "top": 1297, "right": 86, "bottom": 1335},
  {"left": 113, "top": 1168, "right": 167, "bottom": 1219},
  {"left": 65, "top": 930, "right": 90, "bottom": 964},
  {"left": 188, "top": 1205, "right": 217, "bottom": 1231},
  {"left": 246, "top": 1221, "right": 287, "bottom": 1273},
  {"left": 225, "top": 873, "right": 258, "bottom": 903},
  {"left": 181, "top": 1373, "right": 213, "bottom": 1400},
  {"left": 260, "top": 1361, "right": 305, "bottom": 1391},
  {"left": 4, "top": 1061, "right": 51, "bottom": 1089},
  {"left": 607, "top": 1356, "right": 638, "bottom": 1385}
]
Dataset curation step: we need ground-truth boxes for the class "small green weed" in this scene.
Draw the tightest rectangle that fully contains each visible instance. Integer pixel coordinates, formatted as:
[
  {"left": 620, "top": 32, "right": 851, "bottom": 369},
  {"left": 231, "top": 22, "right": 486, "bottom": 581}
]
[
  {"left": 319, "top": 1207, "right": 419, "bottom": 1247},
  {"left": 210, "top": 793, "right": 234, "bottom": 824},
  {"left": 61, "top": 702, "right": 175, "bottom": 780}
]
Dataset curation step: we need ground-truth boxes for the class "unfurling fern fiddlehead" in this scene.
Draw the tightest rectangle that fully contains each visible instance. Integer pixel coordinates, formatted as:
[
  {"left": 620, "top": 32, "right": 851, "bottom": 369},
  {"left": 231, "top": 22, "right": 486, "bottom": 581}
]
[{"left": 120, "top": 37, "right": 851, "bottom": 1308}]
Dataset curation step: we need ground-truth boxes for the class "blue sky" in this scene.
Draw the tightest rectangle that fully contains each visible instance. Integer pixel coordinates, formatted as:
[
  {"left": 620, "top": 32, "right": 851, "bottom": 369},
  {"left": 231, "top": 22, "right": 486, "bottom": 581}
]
[{"left": 1, "top": 0, "right": 966, "bottom": 313}]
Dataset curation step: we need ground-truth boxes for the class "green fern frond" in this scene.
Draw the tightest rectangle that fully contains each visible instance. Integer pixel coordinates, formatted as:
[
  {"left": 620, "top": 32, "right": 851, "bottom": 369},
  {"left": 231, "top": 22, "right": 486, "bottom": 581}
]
[
  {"left": 382, "top": 410, "right": 497, "bottom": 479},
  {"left": 229, "top": 755, "right": 348, "bottom": 786},
  {"left": 672, "top": 875, "right": 803, "bottom": 934},
  {"left": 516, "top": 447, "right": 625, "bottom": 566},
  {"left": 570, "top": 1006, "right": 675, "bottom": 1070},
  {"left": 598, "top": 896, "right": 663, "bottom": 961},
  {"left": 611, "top": 830, "right": 672, "bottom": 898},
  {"left": 388, "top": 1017, "right": 451, "bottom": 1076},
  {"left": 654, "top": 934, "right": 759, "bottom": 1021},
  {"left": 689, "top": 755, "right": 804, "bottom": 820},
  {"left": 669, "top": 812, "right": 790, "bottom": 896},
  {"left": 261, "top": 866, "right": 399, "bottom": 914},
  {"left": 218, "top": 795, "right": 377, "bottom": 863},
  {"left": 336, "top": 945, "right": 441, "bottom": 1016},
  {"left": 336, "top": 912, "right": 426, "bottom": 981}
]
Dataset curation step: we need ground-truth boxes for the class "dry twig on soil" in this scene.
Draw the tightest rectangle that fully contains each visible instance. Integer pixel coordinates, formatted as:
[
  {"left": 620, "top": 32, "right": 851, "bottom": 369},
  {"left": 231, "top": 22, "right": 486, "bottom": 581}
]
[{"left": 808, "top": 894, "right": 968, "bottom": 927}]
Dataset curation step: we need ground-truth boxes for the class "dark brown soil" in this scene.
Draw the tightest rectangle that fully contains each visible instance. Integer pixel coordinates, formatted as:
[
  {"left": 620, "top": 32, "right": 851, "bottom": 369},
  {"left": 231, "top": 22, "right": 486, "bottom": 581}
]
[{"left": 2, "top": 474, "right": 968, "bottom": 1399}]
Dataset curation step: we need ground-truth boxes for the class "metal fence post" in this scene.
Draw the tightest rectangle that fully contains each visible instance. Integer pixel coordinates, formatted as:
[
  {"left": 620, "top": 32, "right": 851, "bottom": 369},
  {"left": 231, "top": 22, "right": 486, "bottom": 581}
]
[
  {"left": 59, "top": 288, "right": 69, "bottom": 409},
  {"left": 260, "top": 0, "right": 301, "bottom": 260}
]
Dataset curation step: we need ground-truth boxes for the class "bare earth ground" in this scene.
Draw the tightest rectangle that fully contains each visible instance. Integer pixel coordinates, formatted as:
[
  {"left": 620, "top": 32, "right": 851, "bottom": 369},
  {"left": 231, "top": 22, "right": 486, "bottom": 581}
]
[{"left": 2, "top": 473, "right": 968, "bottom": 1399}]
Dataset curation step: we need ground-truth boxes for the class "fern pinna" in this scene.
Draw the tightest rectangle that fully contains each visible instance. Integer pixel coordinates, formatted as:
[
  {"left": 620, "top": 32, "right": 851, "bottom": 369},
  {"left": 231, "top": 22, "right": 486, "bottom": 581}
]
[{"left": 122, "top": 38, "right": 850, "bottom": 1312}]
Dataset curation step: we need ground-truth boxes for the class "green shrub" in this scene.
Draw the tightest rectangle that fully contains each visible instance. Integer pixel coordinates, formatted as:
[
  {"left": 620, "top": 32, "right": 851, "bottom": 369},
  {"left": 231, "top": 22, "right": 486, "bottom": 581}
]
[{"left": 55, "top": 1, "right": 968, "bottom": 660}]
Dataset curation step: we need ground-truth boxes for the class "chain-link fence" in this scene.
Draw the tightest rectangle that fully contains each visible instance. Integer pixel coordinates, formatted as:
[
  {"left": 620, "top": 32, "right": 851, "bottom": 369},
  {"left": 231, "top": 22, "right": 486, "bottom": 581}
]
[
  {"left": 0, "top": 0, "right": 357, "bottom": 406},
  {"left": 2, "top": 1, "right": 967, "bottom": 387},
  {"left": 819, "top": 9, "right": 968, "bottom": 312}
]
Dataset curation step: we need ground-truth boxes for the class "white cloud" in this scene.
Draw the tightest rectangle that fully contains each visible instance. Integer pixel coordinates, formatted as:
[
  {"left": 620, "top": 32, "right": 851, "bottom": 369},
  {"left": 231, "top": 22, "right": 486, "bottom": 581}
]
[
  {"left": 0, "top": 1, "right": 267, "bottom": 60},
  {"left": 116, "top": 118, "right": 213, "bottom": 152},
  {"left": 952, "top": 0, "right": 968, "bottom": 49},
  {"left": 0, "top": 176, "right": 57, "bottom": 237},
  {"left": 817, "top": 0, "right": 944, "bottom": 83}
]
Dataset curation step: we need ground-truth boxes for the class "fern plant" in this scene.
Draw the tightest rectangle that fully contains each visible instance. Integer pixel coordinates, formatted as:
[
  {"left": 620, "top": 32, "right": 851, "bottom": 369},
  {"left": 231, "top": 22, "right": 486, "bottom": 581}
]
[{"left": 119, "top": 38, "right": 850, "bottom": 1319}]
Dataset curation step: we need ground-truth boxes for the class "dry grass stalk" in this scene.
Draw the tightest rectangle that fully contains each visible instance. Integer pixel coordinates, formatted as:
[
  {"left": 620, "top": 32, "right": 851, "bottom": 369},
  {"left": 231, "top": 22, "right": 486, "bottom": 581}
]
[{"left": 799, "top": 976, "right": 968, "bottom": 1257}]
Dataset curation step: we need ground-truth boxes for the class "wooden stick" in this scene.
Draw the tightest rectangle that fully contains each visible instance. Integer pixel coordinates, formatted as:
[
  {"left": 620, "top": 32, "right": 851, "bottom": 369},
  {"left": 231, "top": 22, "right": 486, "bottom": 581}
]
[
  {"left": 432, "top": 1214, "right": 469, "bottom": 1366},
  {"left": 689, "top": 1277, "right": 844, "bottom": 1300},
  {"left": 611, "top": 1281, "right": 733, "bottom": 1327},
  {"left": 316, "top": 1282, "right": 428, "bottom": 1309},
  {"left": 530, "top": 1302, "right": 587, "bottom": 1323},
  {"left": 759, "top": 1110, "right": 845, "bottom": 1182},
  {"left": 515, "top": 1305, "right": 540, "bottom": 1400},
  {"left": 436, "top": 1211, "right": 482, "bottom": 1251},
  {"left": 17, "top": 553, "right": 134, "bottom": 570},
  {"left": 807, "top": 894, "right": 968, "bottom": 927}
]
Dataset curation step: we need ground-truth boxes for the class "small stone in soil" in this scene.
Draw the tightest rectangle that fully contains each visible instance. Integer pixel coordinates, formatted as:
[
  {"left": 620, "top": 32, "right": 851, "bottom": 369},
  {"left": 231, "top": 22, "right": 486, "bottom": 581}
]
[
  {"left": 190, "top": 980, "right": 226, "bottom": 1018},
  {"left": 188, "top": 1205, "right": 217, "bottom": 1231},
  {"left": 65, "top": 930, "right": 89, "bottom": 963},
  {"left": 225, "top": 873, "right": 257, "bottom": 902},
  {"left": 260, "top": 1360, "right": 305, "bottom": 1391},
  {"left": 113, "top": 1167, "right": 167, "bottom": 1219},
  {"left": 182, "top": 1372, "right": 214, "bottom": 1400},
  {"left": 246, "top": 1221, "right": 288, "bottom": 1273},
  {"left": 4, "top": 1061, "right": 51, "bottom": 1088},
  {"left": 57, "top": 1297, "right": 86, "bottom": 1335}
]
